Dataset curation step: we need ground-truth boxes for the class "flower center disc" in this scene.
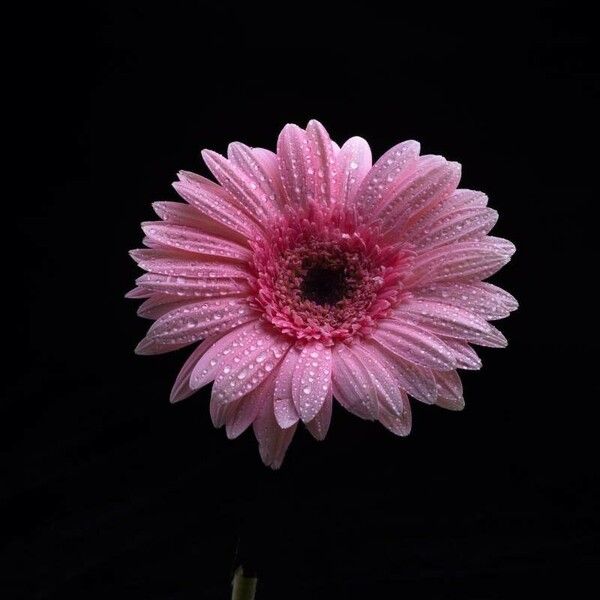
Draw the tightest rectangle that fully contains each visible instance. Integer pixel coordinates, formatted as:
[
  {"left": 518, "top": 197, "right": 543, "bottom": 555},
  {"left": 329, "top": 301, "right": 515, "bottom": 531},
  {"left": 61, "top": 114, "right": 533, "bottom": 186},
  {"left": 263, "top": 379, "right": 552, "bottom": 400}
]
[
  {"left": 249, "top": 210, "right": 414, "bottom": 346},
  {"left": 300, "top": 262, "right": 347, "bottom": 306}
]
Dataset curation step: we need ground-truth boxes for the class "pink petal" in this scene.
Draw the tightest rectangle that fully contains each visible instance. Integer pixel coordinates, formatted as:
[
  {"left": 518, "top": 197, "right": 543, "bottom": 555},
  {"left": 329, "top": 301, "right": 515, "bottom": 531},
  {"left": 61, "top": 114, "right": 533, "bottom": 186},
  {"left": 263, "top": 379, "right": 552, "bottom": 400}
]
[
  {"left": 142, "top": 298, "right": 256, "bottom": 352},
  {"left": 411, "top": 282, "right": 518, "bottom": 320},
  {"left": 137, "top": 295, "right": 192, "bottom": 320},
  {"left": 130, "top": 249, "right": 251, "bottom": 278},
  {"left": 202, "top": 149, "right": 276, "bottom": 223},
  {"left": 211, "top": 370, "right": 271, "bottom": 433},
  {"left": 379, "top": 159, "right": 462, "bottom": 238},
  {"left": 135, "top": 273, "right": 250, "bottom": 298},
  {"left": 399, "top": 188, "right": 489, "bottom": 243},
  {"left": 227, "top": 142, "right": 285, "bottom": 215},
  {"left": 378, "top": 398, "right": 412, "bottom": 436},
  {"left": 355, "top": 140, "right": 421, "bottom": 218},
  {"left": 170, "top": 336, "right": 219, "bottom": 403},
  {"left": 134, "top": 337, "right": 189, "bottom": 356},
  {"left": 277, "top": 124, "right": 311, "bottom": 207},
  {"left": 273, "top": 345, "right": 302, "bottom": 428},
  {"left": 253, "top": 397, "right": 297, "bottom": 469},
  {"left": 349, "top": 344, "right": 408, "bottom": 418},
  {"left": 141, "top": 235, "right": 168, "bottom": 250},
  {"left": 189, "top": 320, "right": 263, "bottom": 390},
  {"left": 372, "top": 318, "right": 457, "bottom": 370},
  {"left": 363, "top": 341, "right": 438, "bottom": 404},
  {"left": 305, "top": 387, "right": 333, "bottom": 441},
  {"left": 173, "top": 171, "right": 261, "bottom": 240},
  {"left": 433, "top": 370, "right": 465, "bottom": 411},
  {"left": 331, "top": 344, "right": 378, "bottom": 419},
  {"left": 152, "top": 201, "right": 207, "bottom": 227},
  {"left": 251, "top": 147, "right": 286, "bottom": 206},
  {"left": 407, "top": 237, "right": 516, "bottom": 285},
  {"left": 125, "top": 287, "right": 153, "bottom": 299},
  {"left": 406, "top": 207, "right": 498, "bottom": 251},
  {"left": 478, "top": 282, "right": 519, "bottom": 312},
  {"left": 274, "top": 395, "right": 300, "bottom": 430},
  {"left": 141, "top": 222, "right": 252, "bottom": 261},
  {"left": 443, "top": 189, "right": 489, "bottom": 210},
  {"left": 291, "top": 341, "right": 332, "bottom": 423},
  {"left": 393, "top": 299, "right": 508, "bottom": 348},
  {"left": 442, "top": 338, "right": 482, "bottom": 370},
  {"left": 210, "top": 324, "right": 290, "bottom": 404},
  {"left": 306, "top": 119, "right": 336, "bottom": 206},
  {"left": 152, "top": 200, "right": 244, "bottom": 240},
  {"left": 334, "top": 136, "right": 372, "bottom": 209},
  {"left": 224, "top": 382, "right": 266, "bottom": 439}
]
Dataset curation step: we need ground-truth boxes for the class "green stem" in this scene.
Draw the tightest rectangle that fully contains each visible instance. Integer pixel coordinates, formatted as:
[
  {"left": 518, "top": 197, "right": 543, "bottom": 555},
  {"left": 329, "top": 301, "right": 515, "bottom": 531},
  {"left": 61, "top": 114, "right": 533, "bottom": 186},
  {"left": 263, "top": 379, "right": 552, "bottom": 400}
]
[{"left": 231, "top": 565, "right": 258, "bottom": 600}]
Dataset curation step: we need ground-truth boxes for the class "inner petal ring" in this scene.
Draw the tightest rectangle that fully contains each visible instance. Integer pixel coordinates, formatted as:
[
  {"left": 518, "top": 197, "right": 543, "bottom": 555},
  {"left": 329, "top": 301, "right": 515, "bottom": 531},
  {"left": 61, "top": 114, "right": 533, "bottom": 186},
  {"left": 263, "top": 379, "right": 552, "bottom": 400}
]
[{"left": 249, "top": 209, "right": 414, "bottom": 346}]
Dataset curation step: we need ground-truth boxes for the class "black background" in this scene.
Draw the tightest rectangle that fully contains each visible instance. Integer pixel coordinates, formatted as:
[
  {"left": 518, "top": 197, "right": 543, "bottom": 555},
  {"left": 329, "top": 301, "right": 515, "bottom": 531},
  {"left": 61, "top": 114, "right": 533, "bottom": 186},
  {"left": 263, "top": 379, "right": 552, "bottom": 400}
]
[{"left": 4, "top": 2, "right": 599, "bottom": 598}]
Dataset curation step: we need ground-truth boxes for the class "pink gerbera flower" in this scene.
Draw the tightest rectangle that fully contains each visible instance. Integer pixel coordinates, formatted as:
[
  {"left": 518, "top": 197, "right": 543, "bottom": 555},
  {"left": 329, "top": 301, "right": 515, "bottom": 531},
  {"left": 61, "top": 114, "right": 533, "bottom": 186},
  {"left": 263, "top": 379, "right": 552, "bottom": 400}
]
[{"left": 128, "top": 120, "right": 517, "bottom": 468}]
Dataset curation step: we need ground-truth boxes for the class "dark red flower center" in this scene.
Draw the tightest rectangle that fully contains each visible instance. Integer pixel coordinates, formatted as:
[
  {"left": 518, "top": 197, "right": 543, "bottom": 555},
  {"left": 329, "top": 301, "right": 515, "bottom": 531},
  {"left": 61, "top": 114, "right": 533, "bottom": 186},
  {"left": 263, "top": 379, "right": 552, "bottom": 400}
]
[
  {"left": 300, "top": 260, "right": 348, "bottom": 306},
  {"left": 248, "top": 206, "right": 415, "bottom": 346}
]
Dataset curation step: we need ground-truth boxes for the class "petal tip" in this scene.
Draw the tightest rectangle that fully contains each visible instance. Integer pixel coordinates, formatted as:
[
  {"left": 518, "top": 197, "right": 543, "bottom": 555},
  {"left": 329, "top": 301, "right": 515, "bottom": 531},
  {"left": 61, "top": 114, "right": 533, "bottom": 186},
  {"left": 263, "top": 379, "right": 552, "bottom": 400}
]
[{"left": 134, "top": 339, "right": 153, "bottom": 355}]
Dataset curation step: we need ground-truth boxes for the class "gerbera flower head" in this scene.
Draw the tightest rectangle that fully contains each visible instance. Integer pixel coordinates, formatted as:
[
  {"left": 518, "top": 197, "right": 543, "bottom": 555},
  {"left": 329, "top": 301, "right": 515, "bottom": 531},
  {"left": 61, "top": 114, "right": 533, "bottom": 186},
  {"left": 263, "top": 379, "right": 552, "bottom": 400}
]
[{"left": 129, "top": 120, "right": 517, "bottom": 468}]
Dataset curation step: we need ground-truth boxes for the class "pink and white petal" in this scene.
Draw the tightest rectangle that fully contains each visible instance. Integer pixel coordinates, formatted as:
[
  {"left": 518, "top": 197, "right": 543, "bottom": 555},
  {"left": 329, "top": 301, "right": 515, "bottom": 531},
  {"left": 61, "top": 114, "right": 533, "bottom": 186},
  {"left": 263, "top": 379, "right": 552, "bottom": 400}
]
[
  {"left": 363, "top": 341, "right": 438, "bottom": 404},
  {"left": 209, "top": 354, "right": 276, "bottom": 431},
  {"left": 202, "top": 149, "right": 275, "bottom": 224},
  {"left": 411, "top": 282, "right": 517, "bottom": 320},
  {"left": 143, "top": 297, "right": 256, "bottom": 351},
  {"left": 125, "top": 287, "right": 153, "bottom": 299},
  {"left": 380, "top": 159, "right": 462, "bottom": 238},
  {"left": 152, "top": 201, "right": 207, "bottom": 228},
  {"left": 170, "top": 336, "right": 219, "bottom": 403},
  {"left": 306, "top": 119, "right": 336, "bottom": 206},
  {"left": 305, "top": 386, "right": 333, "bottom": 441},
  {"left": 444, "top": 189, "right": 489, "bottom": 210},
  {"left": 227, "top": 142, "right": 284, "bottom": 217},
  {"left": 355, "top": 140, "right": 421, "bottom": 219},
  {"left": 400, "top": 188, "right": 489, "bottom": 241},
  {"left": 291, "top": 341, "right": 332, "bottom": 423},
  {"left": 335, "top": 136, "right": 372, "bottom": 209},
  {"left": 348, "top": 344, "right": 407, "bottom": 418},
  {"left": 407, "top": 207, "right": 498, "bottom": 252},
  {"left": 137, "top": 294, "right": 193, "bottom": 320},
  {"left": 477, "top": 282, "right": 519, "bottom": 312},
  {"left": 433, "top": 370, "right": 465, "bottom": 411},
  {"left": 173, "top": 171, "right": 261, "bottom": 240},
  {"left": 277, "top": 124, "right": 311, "bottom": 207},
  {"left": 331, "top": 344, "right": 378, "bottom": 419},
  {"left": 273, "top": 345, "right": 302, "bottom": 428},
  {"left": 141, "top": 222, "right": 252, "bottom": 261},
  {"left": 378, "top": 395, "right": 412, "bottom": 436},
  {"left": 135, "top": 273, "right": 250, "bottom": 299},
  {"left": 224, "top": 381, "right": 267, "bottom": 439},
  {"left": 210, "top": 324, "right": 290, "bottom": 404},
  {"left": 130, "top": 249, "right": 251, "bottom": 278},
  {"left": 189, "top": 320, "right": 263, "bottom": 390},
  {"left": 407, "top": 237, "right": 516, "bottom": 285},
  {"left": 372, "top": 318, "right": 457, "bottom": 370},
  {"left": 251, "top": 147, "right": 286, "bottom": 208},
  {"left": 134, "top": 337, "right": 190, "bottom": 356},
  {"left": 442, "top": 338, "right": 482, "bottom": 370},
  {"left": 253, "top": 397, "right": 297, "bottom": 469},
  {"left": 154, "top": 199, "right": 245, "bottom": 241},
  {"left": 209, "top": 392, "right": 230, "bottom": 429},
  {"left": 274, "top": 395, "right": 300, "bottom": 430},
  {"left": 142, "top": 235, "right": 169, "bottom": 250},
  {"left": 393, "top": 299, "right": 508, "bottom": 348}
]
